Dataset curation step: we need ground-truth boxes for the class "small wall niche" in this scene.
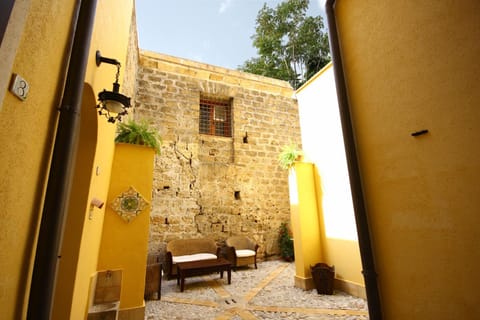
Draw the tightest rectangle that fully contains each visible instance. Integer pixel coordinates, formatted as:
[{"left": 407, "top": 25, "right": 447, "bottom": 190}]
[{"left": 243, "top": 132, "right": 249, "bottom": 143}]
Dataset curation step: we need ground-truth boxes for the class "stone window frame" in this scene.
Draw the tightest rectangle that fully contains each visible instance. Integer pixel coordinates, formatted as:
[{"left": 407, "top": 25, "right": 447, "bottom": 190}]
[{"left": 199, "top": 95, "right": 232, "bottom": 138}]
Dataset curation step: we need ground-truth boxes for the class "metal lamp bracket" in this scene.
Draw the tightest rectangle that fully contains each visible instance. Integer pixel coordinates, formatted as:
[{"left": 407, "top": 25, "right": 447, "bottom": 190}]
[{"left": 96, "top": 50, "right": 120, "bottom": 67}]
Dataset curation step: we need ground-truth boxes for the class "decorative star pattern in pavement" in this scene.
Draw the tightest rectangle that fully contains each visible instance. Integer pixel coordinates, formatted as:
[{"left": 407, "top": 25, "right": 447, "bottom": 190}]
[{"left": 146, "top": 260, "right": 369, "bottom": 319}]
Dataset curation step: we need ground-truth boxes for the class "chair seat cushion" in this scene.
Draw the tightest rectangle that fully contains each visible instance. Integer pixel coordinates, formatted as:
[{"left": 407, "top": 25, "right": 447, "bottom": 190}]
[
  {"left": 236, "top": 249, "right": 256, "bottom": 258},
  {"left": 172, "top": 253, "right": 217, "bottom": 264}
]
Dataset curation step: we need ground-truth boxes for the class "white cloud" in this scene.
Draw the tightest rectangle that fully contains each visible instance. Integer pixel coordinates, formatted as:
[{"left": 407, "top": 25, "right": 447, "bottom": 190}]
[{"left": 218, "top": 0, "right": 232, "bottom": 14}]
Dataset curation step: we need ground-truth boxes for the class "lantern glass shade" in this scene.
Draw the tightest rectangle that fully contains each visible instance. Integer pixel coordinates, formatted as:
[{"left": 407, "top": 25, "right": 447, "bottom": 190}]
[{"left": 104, "top": 99, "right": 125, "bottom": 114}]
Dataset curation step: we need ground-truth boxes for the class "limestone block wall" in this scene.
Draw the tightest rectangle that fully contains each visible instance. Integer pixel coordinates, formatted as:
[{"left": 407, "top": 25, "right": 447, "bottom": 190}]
[
  {"left": 135, "top": 51, "right": 301, "bottom": 260},
  {"left": 121, "top": 5, "right": 139, "bottom": 101}
]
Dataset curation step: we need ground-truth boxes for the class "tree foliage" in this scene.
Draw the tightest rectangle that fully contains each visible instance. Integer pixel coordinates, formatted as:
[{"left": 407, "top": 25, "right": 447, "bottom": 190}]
[{"left": 239, "top": 0, "right": 330, "bottom": 89}]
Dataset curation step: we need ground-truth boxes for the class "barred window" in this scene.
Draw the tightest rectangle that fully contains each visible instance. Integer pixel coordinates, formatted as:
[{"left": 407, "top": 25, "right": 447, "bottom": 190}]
[{"left": 199, "top": 97, "right": 232, "bottom": 137}]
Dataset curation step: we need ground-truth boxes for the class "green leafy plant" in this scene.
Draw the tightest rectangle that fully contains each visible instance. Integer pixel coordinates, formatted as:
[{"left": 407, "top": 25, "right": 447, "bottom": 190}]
[
  {"left": 115, "top": 119, "right": 162, "bottom": 154},
  {"left": 239, "top": 0, "right": 330, "bottom": 89},
  {"left": 278, "top": 222, "right": 294, "bottom": 261},
  {"left": 278, "top": 143, "right": 302, "bottom": 170}
]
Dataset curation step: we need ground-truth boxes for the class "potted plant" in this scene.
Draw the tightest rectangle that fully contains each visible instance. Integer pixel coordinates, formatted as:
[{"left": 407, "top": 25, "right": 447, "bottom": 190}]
[
  {"left": 115, "top": 119, "right": 162, "bottom": 154},
  {"left": 278, "top": 143, "right": 302, "bottom": 170},
  {"left": 310, "top": 262, "right": 335, "bottom": 295},
  {"left": 278, "top": 222, "right": 294, "bottom": 261}
]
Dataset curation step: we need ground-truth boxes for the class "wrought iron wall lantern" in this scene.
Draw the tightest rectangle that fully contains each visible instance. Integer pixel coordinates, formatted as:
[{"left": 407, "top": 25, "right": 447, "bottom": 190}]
[{"left": 95, "top": 50, "right": 131, "bottom": 123}]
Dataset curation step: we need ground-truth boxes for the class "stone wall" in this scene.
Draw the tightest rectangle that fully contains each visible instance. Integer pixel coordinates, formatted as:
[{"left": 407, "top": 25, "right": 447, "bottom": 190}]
[
  {"left": 135, "top": 51, "right": 301, "bottom": 260},
  {"left": 122, "top": 4, "right": 139, "bottom": 105}
]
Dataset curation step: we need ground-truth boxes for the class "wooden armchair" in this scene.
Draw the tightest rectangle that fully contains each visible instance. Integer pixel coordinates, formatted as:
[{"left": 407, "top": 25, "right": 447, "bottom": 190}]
[{"left": 225, "top": 236, "right": 259, "bottom": 270}]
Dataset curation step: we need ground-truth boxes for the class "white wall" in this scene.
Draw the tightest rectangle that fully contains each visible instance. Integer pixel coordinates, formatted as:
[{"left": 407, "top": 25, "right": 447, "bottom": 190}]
[{"left": 295, "top": 63, "right": 357, "bottom": 241}]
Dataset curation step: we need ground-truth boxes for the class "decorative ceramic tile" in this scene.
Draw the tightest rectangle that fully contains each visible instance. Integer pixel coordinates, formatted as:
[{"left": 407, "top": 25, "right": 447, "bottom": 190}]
[{"left": 110, "top": 186, "right": 149, "bottom": 223}]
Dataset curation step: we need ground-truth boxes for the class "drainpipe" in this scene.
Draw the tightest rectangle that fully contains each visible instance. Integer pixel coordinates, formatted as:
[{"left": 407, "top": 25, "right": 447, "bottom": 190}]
[
  {"left": 27, "top": 0, "right": 98, "bottom": 319},
  {"left": 325, "top": 1, "right": 383, "bottom": 319}
]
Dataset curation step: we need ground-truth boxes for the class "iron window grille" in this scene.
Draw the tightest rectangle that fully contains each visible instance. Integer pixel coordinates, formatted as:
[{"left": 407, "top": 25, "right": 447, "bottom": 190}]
[{"left": 199, "top": 97, "right": 232, "bottom": 137}]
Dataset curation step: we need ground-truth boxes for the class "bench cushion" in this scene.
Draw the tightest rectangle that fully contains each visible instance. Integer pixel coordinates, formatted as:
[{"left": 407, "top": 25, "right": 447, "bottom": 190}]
[
  {"left": 235, "top": 249, "right": 256, "bottom": 258},
  {"left": 165, "top": 238, "right": 220, "bottom": 279},
  {"left": 172, "top": 253, "right": 217, "bottom": 264}
]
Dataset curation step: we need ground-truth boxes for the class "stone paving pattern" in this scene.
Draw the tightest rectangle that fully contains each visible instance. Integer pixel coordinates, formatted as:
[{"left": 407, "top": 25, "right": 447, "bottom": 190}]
[{"left": 145, "top": 260, "right": 368, "bottom": 319}]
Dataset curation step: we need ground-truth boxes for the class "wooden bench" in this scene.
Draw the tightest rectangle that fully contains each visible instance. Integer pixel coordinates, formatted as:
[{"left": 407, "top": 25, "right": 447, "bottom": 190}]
[
  {"left": 176, "top": 258, "right": 232, "bottom": 292},
  {"left": 165, "top": 238, "right": 220, "bottom": 279}
]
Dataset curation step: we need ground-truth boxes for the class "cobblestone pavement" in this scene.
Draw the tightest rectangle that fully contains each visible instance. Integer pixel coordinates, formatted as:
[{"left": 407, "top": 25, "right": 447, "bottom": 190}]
[{"left": 145, "top": 259, "right": 369, "bottom": 320}]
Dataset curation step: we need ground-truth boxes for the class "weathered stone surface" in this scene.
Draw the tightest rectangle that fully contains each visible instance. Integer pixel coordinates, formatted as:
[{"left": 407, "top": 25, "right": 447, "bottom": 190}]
[
  {"left": 122, "top": 8, "right": 139, "bottom": 103},
  {"left": 135, "top": 51, "right": 301, "bottom": 259}
]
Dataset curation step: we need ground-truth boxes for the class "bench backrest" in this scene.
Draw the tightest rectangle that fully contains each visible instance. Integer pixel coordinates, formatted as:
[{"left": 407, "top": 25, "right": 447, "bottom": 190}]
[
  {"left": 226, "top": 235, "right": 256, "bottom": 250},
  {"left": 167, "top": 238, "right": 218, "bottom": 256}
]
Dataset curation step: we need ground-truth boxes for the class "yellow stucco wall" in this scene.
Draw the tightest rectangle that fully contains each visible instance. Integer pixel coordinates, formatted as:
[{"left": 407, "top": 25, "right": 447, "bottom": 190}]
[
  {"left": 314, "top": 166, "right": 364, "bottom": 289},
  {"left": 0, "top": 0, "right": 32, "bottom": 106},
  {"left": 0, "top": 1, "right": 77, "bottom": 318},
  {"left": 334, "top": 1, "right": 480, "bottom": 318},
  {"left": 55, "top": 1, "right": 135, "bottom": 318},
  {"left": 289, "top": 161, "right": 364, "bottom": 292},
  {"left": 97, "top": 143, "right": 155, "bottom": 312},
  {"left": 322, "top": 239, "right": 363, "bottom": 295},
  {"left": 296, "top": 63, "right": 364, "bottom": 290},
  {"left": 288, "top": 160, "right": 364, "bottom": 293},
  {"left": 289, "top": 162, "right": 323, "bottom": 290},
  {"left": 0, "top": 0, "right": 135, "bottom": 319},
  {"left": 52, "top": 84, "right": 100, "bottom": 320}
]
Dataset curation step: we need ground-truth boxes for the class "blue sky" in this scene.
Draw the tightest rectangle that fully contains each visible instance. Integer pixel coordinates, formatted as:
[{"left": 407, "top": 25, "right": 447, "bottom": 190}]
[{"left": 135, "top": 0, "right": 326, "bottom": 70}]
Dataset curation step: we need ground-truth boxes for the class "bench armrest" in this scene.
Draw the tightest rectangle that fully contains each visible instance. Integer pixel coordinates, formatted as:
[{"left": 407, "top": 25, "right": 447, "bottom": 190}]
[{"left": 165, "top": 251, "right": 173, "bottom": 279}]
